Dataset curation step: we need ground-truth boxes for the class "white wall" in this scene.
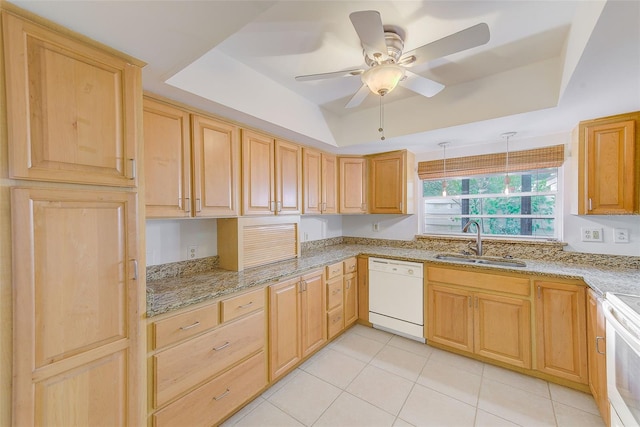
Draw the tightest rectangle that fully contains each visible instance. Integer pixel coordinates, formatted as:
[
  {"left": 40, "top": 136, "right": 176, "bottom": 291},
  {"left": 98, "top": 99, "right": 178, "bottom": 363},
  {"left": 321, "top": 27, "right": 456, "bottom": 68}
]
[
  {"left": 146, "top": 219, "right": 218, "bottom": 266},
  {"left": 299, "top": 215, "right": 343, "bottom": 242},
  {"left": 342, "top": 214, "right": 418, "bottom": 241}
]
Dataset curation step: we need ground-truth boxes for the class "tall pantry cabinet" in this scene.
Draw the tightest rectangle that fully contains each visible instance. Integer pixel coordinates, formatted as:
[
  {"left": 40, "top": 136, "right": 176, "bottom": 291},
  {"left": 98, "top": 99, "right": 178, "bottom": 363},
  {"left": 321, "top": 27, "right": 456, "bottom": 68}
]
[{"left": 1, "top": 6, "right": 146, "bottom": 426}]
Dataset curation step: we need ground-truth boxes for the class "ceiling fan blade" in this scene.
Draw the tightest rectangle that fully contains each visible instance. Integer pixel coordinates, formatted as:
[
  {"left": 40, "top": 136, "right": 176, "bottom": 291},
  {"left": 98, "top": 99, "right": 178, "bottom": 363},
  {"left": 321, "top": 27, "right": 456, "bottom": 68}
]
[
  {"left": 345, "top": 84, "right": 370, "bottom": 108},
  {"left": 404, "top": 22, "right": 490, "bottom": 65},
  {"left": 349, "top": 10, "right": 389, "bottom": 61},
  {"left": 295, "top": 68, "right": 364, "bottom": 82},
  {"left": 401, "top": 70, "right": 445, "bottom": 98}
]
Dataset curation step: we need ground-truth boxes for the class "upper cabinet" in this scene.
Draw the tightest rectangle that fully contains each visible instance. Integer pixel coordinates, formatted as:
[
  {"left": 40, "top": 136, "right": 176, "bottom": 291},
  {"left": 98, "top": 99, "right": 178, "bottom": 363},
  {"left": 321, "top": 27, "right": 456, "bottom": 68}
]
[
  {"left": 143, "top": 96, "right": 240, "bottom": 218},
  {"left": 572, "top": 111, "right": 639, "bottom": 215},
  {"left": 368, "top": 150, "right": 415, "bottom": 214},
  {"left": 339, "top": 156, "right": 367, "bottom": 214},
  {"left": 242, "top": 130, "right": 301, "bottom": 216},
  {"left": 3, "top": 12, "right": 142, "bottom": 187},
  {"left": 302, "top": 148, "right": 337, "bottom": 214}
]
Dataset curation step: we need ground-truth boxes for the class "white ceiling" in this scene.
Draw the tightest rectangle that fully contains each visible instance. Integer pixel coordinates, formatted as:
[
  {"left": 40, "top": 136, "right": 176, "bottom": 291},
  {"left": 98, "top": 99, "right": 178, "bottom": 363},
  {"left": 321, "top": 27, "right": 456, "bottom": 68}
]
[{"left": 9, "top": 0, "right": 640, "bottom": 156}]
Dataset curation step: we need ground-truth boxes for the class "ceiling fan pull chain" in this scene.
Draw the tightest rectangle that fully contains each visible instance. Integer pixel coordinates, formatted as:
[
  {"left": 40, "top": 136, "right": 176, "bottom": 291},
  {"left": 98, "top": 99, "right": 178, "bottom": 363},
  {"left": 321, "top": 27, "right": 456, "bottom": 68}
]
[{"left": 379, "top": 95, "right": 385, "bottom": 141}]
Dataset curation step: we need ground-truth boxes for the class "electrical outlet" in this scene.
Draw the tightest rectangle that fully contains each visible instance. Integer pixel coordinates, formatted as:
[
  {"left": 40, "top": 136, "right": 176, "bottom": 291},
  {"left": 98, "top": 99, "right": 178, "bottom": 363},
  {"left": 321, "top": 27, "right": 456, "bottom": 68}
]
[
  {"left": 303, "top": 232, "right": 309, "bottom": 241},
  {"left": 581, "top": 228, "right": 603, "bottom": 242},
  {"left": 372, "top": 222, "right": 380, "bottom": 232},
  {"left": 187, "top": 245, "right": 198, "bottom": 259},
  {"left": 614, "top": 228, "right": 630, "bottom": 243}
]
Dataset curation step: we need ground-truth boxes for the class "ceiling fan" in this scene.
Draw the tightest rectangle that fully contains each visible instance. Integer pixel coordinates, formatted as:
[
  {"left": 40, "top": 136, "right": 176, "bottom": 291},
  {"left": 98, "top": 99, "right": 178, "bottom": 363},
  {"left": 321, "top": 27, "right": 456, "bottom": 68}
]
[{"left": 295, "top": 10, "right": 490, "bottom": 108}]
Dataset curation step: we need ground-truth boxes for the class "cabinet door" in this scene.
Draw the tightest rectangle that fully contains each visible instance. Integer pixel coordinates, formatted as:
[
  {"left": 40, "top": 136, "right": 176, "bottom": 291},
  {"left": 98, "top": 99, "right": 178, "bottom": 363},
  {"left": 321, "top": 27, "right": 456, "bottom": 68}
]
[
  {"left": 584, "top": 119, "right": 636, "bottom": 214},
  {"left": 357, "top": 256, "right": 370, "bottom": 326},
  {"left": 11, "top": 187, "right": 141, "bottom": 426},
  {"left": 301, "top": 270, "right": 327, "bottom": 358},
  {"left": 535, "top": 281, "right": 588, "bottom": 384},
  {"left": 369, "top": 151, "right": 405, "bottom": 214},
  {"left": 268, "top": 277, "right": 301, "bottom": 381},
  {"left": 587, "top": 290, "right": 609, "bottom": 422},
  {"left": 302, "top": 148, "right": 322, "bottom": 214},
  {"left": 3, "top": 13, "right": 140, "bottom": 187},
  {"left": 321, "top": 153, "right": 338, "bottom": 214},
  {"left": 275, "top": 140, "right": 302, "bottom": 215},
  {"left": 343, "top": 273, "right": 358, "bottom": 327},
  {"left": 143, "top": 98, "right": 191, "bottom": 217},
  {"left": 339, "top": 157, "right": 367, "bottom": 214},
  {"left": 474, "top": 293, "right": 531, "bottom": 369},
  {"left": 242, "top": 130, "right": 275, "bottom": 215},
  {"left": 192, "top": 115, "right": 240, "bottom": 216},
  {"left": 427, "top": 285, "right": 473, "bottom": 353}
]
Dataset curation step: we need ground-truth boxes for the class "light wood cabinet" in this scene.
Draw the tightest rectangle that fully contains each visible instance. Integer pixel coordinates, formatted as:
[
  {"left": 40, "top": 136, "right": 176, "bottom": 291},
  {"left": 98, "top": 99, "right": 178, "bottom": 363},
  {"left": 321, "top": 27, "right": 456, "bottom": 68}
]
[
  {"left": 587, "top": 289, "right": 609, "bottom": 423},
  {"left": 368, "top": 150, "right": 415, "bottom": 214},
  {"left": 143, "top": 96, "right": 240, "bottom": 218},
  {"left": 572, "top": 111, "right": 639, "bottom": 215},
  {"left": 324, "top": 258, "right": 358, "bottom": 339},
  {"left": 192, "top": 114, "right": 240, "bottom": 216},
  {"left": 302, "top": 148, "right": 338, "bottom": 214},
  {"left": 269, "top": 269, "right": 326, "bottom": 381},
  {"left": 148, "top": 289, "right": 267, "bottom": 426},
  {"left": 11, "top": 187, "right": 143, "bottom": 426},
  {"left": 357, "top": 256, "right": 371, "bottom": 326},
  {"left": 427, "top": 266, "right": 532, "bottom": 369},
  {"left": 535, "top": 280, "right": 588, "bottom": 384},
  {"left": 242, "top": 130, "right": 301, "bottom": 216},
  {"left": 344, "top": 272, "right": 358, "bottom": 327},
  {"left": 143, "top": 98, "right": 192, "bottom": 217},
  {"left": 339, "top": 156, "right": 368, "bottom": 214},
  {"left": 3, "top": 11, "right": 142, "bottom": 187}
]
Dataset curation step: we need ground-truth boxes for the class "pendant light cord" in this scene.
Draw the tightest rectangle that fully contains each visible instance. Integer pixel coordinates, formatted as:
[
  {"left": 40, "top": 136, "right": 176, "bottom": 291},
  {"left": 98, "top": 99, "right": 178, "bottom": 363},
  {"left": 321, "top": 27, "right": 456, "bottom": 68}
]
[{"left": 378, "top": 95, "right": 385, "bottom": 141}]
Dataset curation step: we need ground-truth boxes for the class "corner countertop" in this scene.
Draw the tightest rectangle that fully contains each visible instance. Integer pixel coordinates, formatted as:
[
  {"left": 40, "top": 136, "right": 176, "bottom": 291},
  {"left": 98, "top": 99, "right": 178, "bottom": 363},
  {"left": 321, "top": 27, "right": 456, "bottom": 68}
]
[{"left": 146, "top": 244, "right": 640, "bottom": 318}]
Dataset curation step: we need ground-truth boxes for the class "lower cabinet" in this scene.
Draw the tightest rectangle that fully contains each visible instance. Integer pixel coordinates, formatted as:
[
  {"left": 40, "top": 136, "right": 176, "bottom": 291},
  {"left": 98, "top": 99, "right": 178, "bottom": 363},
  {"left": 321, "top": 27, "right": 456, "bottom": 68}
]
[
  {"left": 535, "top": 280, "right": 588, "bottom": 384},
  {"left": 587, "top": 289, "right": 609, "bottom": 422},
  {"left": 325, "top": 258, "right": 358, "bottom": 340},
  {"left": 427, "top": 266, "right": 532, "bottom": 369},
  {"left": 148, "top": 287, "right": 267, "bottom": 426},
  {"left": 357, "top": 256, "right": 371, "bottom": 326},
  {"left": 269, "top": 269, "right": 326, "bottom": 381}
]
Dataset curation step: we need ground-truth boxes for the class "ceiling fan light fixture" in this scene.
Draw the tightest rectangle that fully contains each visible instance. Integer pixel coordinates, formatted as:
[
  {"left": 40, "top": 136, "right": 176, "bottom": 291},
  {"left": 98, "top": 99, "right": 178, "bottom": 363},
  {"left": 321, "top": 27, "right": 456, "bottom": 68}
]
[{"left": 361, "top": 63, "right": 405, "bottom": 96}]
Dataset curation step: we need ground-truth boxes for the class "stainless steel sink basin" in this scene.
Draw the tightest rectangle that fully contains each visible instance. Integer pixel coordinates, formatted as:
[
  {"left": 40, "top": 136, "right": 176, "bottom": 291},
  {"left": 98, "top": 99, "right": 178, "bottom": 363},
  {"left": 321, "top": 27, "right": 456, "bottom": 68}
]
[{"left": 434, "top": 254, "right": 526, "bottom": 268}]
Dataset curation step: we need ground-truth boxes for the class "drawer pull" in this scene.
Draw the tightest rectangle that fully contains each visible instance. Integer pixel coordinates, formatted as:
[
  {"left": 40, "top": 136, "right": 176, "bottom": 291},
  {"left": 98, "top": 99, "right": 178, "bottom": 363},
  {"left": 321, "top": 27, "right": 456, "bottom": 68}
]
[
  {"left": 213, "top": 388, "right": 230, "bottom": 401},
  {"left": 179, "top": 321, "right": 201, "bottom": 331},
  {"left": 332, "top": 289, "right": 341, "bottom": 295},
  {"left": 213, "top": 341, "right": 231, "bottom": 351},
  {"left": 596, "top": 336, "right": 605, "bottom": 355},
  {"left": 333, "top": 316, "right": 342, "bottom": 324},
  {"left": 238, "top": 301, "right": 254, "bottom": 309}
]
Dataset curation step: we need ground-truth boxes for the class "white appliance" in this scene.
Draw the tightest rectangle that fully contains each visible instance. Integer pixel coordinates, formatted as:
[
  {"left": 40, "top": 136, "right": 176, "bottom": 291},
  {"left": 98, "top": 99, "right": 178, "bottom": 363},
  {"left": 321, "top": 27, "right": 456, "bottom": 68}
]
[
  {"left": 368, "top": 257, "right": 424, "bottom": 342},
  {"left": 603, "top": 292, "right": 640, "bottom": 427}
]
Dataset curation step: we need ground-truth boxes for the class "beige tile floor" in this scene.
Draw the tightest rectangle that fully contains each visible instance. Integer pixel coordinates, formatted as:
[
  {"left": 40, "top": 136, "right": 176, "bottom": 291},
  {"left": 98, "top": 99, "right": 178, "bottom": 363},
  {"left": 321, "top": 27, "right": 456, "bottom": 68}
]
[{"left": 222, "top": 324, "right": 605, "bottom": 427}]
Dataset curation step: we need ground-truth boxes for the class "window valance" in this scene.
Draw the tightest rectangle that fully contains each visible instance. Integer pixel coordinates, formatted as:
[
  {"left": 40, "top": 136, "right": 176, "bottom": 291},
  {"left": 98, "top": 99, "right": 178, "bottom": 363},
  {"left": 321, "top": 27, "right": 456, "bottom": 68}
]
[{"left": 417, "top": 144, "right": 565, "bottom": 180}]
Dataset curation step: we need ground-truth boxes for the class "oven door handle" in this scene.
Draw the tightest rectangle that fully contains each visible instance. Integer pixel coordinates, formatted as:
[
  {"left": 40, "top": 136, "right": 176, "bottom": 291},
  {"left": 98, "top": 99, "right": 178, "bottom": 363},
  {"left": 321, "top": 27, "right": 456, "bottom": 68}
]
[{"left": 602, "top": 300, "right": 640, "bottom": 354}]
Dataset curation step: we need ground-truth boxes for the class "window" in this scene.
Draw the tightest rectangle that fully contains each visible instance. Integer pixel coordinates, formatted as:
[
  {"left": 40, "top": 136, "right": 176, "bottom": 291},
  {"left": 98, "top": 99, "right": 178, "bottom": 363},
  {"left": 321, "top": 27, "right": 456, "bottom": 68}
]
[{"left": 422, "top": 168, "right": 559, "bottom": 239}]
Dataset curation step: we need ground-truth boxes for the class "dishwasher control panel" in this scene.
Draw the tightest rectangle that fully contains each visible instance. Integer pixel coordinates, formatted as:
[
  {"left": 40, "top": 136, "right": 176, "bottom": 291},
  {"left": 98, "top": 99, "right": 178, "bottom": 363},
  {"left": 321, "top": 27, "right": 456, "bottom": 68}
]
[{"left": 368, "top": 257, "right": 423, "bottom": 278}]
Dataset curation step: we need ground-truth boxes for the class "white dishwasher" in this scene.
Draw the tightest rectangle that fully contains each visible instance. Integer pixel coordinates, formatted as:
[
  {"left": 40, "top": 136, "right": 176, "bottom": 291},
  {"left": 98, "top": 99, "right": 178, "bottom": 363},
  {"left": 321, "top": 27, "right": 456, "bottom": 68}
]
[{"left": 368, "top": 257, "right": 424, "bottom": 342}]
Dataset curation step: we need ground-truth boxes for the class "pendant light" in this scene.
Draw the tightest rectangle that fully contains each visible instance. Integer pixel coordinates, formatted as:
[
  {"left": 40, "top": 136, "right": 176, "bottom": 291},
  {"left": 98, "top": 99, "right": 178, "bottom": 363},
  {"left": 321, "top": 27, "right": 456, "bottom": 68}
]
[
  {"left": 501, "top": 132, "right": 516, "bottom": 195},
  {"left": 439, "top": 142, "right": 450, "bottom": 196}
]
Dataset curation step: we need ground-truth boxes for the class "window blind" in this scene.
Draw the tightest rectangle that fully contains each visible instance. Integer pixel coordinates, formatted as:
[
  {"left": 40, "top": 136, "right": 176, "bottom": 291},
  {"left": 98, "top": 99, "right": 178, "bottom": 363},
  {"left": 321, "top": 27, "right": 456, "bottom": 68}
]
[{"left": 417, "top": 144, "right": 565, "bottom": 180}]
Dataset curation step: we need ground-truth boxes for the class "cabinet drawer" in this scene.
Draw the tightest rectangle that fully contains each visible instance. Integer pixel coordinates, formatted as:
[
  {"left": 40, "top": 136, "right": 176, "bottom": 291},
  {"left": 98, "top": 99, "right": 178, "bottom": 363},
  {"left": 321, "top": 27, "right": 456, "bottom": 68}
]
[
  {"left": 327, "top": 306, "right": 344, "bottom": 339},
  {"left": 326, "top": 261, "right": 343, "bottom": 280},
  {"left": 153, "top": 351, "right": 267, "bottom": 427},
  {"left": 154, "top": 310, "right": 265, "bottom": 408},
  {"left": 326, "top": 277, "right": 343, "bottom": 310},
  {"left": 220, "top": 288, "right": 265, "bottom": 323},
  {"left": 152, "top": 304, "right": 219, "bottom": 350},
  {"left": 343, "top": 257, "right": 357, "bottom": 274},
  {"left": 427, "top": 266, "right": 530, "bottom": 297}
]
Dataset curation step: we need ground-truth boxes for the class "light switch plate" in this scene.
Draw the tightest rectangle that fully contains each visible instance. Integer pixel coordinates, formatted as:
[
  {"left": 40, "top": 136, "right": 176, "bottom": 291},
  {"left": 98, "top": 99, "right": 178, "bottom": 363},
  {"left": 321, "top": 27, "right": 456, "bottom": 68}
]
[
  {"left": 581, "top": 228, "right": 603, "bottom": 242},
  {"left": 614, "top": 228, "right": 630, "bottom": 243}
]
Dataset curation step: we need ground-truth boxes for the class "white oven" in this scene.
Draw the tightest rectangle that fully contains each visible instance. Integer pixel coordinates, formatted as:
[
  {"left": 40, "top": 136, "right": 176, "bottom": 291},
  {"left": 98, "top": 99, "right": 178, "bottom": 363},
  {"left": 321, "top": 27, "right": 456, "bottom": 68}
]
[{"left": 603, "top": 293, "right": 640, "bottom": 427}]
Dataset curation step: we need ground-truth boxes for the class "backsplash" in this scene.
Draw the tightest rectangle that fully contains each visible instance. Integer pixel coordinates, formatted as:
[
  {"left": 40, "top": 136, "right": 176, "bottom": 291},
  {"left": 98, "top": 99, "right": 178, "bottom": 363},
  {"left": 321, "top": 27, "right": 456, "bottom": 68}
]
[
  {"left": 342, "top": 236, "right": 640, "bottom": 269},
  {"left": 147, "top": 256, "right": 219, "bottom": 281}
]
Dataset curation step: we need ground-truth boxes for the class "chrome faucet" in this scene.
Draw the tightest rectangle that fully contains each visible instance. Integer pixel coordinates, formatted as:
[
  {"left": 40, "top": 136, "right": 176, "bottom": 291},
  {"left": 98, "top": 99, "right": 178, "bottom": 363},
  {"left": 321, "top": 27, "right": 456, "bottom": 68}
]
[{"left": 462, "top": 220, "right": 483, "bottom": 256}]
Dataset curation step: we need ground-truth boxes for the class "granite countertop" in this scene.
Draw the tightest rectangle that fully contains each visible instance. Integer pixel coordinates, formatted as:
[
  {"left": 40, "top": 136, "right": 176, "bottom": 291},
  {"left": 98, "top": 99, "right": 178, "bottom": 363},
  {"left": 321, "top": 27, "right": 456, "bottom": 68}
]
[{"left": 146, "top": 244, "right": 640, "bottom": 317}]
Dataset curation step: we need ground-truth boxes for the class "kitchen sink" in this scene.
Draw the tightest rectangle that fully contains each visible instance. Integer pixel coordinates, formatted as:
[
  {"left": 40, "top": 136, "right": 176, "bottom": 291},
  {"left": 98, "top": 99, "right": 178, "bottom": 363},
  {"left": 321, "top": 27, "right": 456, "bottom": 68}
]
[{"left": 434, "top": 253, "right": 527, "bottom": 268}]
